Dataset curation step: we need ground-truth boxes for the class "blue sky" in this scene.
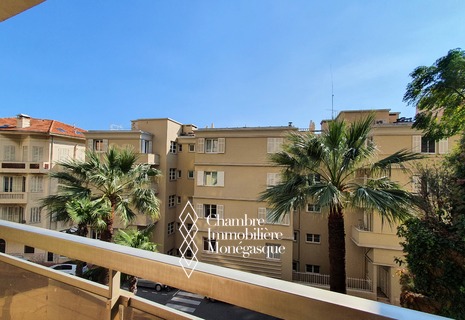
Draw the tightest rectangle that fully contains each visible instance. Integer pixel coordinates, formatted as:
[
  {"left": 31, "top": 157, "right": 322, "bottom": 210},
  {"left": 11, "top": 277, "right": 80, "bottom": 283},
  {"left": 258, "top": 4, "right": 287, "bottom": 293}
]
[{"left": 1, "top": 1, "right": 464, "bottom": 130}]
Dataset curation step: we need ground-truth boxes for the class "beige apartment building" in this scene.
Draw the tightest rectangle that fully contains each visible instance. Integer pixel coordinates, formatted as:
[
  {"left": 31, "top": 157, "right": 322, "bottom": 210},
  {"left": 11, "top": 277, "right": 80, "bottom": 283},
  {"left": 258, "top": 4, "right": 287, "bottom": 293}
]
[
  {"left": 1, "top": 109, "right": 458, "bottom": 306},
  {"left": 84, "top": 109, "right": 458, "bottom": 305},
  {"left": 0, "top": 114, "right": 86, "bottom": 261}
]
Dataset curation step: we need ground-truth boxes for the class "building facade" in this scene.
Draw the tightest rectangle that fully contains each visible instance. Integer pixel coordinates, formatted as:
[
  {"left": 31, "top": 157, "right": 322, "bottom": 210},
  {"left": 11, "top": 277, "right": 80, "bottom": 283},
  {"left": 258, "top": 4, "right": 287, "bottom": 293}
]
[{"left": 0, "top": 114, "right": 86, "bottom": 261}]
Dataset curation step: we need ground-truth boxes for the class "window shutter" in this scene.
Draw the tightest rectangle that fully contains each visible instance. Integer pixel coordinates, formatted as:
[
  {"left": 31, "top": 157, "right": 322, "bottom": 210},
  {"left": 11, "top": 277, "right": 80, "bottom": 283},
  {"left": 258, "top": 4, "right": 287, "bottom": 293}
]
[
  {"left": 196, "top": 171, "right": 204, "bottom": 186},
  {"left": 275, "top": 138, "right": 284, "bottom": 153},
  {"left": 218, "top": 138, "right": 225, "bottom": 153},
  {"left": 438, "top": 139, "right": 448, "bottom": 154},
  {"left": 267, "top": 138, "right": 274, "bottom": 153},
  {"left": 196, "top": 204, "right": 203, "bottom": 217},
  {"left": 103, "top": 139, "right": 109, "bottom": 151},
  {"left": 258, "top": 207, "right": 266, "bottom": 220},
  {"left": 267, "top": 173, "right": 274, "bottom": 186},
  {"left": 216, "top": 171, "right": 225, "bottom": 186},
  {"left": 217, "top": 205, "right": 224, "bottom": 219},
  {"left": 87, "top": 139, "right": 93, "bottom": 150},
  {"left": 149, "top": 141, "right": 153, "bottom": 153},
  {"left": 197, "top": 138, "right": 205, "bottom": 153},
  {"left": 412, "top": 136, "right": 421, "bottom": 152}
]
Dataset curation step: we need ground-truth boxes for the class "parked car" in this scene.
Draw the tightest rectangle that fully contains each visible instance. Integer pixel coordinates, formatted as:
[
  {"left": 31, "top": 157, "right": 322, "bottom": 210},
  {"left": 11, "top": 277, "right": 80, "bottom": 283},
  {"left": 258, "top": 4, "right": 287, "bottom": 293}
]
[
  {"left": 49, "top": 263, "right": 88, "bottom": 276},
  {"left": 137, "top": 278, "right": 171, "bottom": 292}
]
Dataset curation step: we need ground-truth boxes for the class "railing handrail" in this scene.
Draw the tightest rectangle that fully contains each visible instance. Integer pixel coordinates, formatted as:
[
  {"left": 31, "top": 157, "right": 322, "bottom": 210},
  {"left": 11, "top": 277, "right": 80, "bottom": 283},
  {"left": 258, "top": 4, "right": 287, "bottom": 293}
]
[{"left": 0, "top": 220, "right": 449, "bottom": 320}]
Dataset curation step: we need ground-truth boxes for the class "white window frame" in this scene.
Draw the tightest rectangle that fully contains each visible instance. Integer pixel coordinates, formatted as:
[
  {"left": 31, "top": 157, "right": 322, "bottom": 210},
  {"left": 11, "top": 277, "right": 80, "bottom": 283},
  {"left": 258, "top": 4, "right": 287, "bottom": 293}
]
[
  {"left": 188, "top": 144, "right": 195, "bottom": 152},
  {"left": 168, "top": 195, "right": 176, "bottom": 207},
  {"left": 3, "top": 145, "right": 16, "bottom": 161},
  {"left": 30, "top": 207, "right": 41, "bottom": 223},
  {"left": 197, "top": 138, "right": 225, "bottom": 154},
  {"left": 168, "top": 222, "right": 175, "bottom": 235},
  {"left": 305, "top": 264, "right": 320, "bottom": 273},
  {"left": 30, "top": 176, "right": 44, "bottom": 193},
  {"left": 306, "top": 233, "right": 321, "bottom": 244},
  {"left": 169, "top": 168, "right": 177, "bottom": 181},
  {"left": 32, "top": 146, "right": 44, "bottom": 162},
  {"left": 196, "top": 171, "right": 224, "bottom": 187},
  {"left": 258, "top": 207, "right": 289, "bottom": 225},
  {"left": 196, "top": 203, "right": 224, "bottom": 219},
  {"left": 267, "top": 173, "right": 280, "bottom": 187},
  {"left": 265, "top": 244, "right": 281, "bottom": 260},
  {"left": 3, "top": 176, "right": 25, "bottom": 193},
  {"left": 187, "top": 170, "right": 194, "bottom": 179},
  {"left": 169, "top": 141, "right": 177, "bottom": 154},
  {"left": 306, "top": 203, "right": 321, "bottom": 213},
  {"left": 267, "top": 138, "right": 283, "bottom": 154}
]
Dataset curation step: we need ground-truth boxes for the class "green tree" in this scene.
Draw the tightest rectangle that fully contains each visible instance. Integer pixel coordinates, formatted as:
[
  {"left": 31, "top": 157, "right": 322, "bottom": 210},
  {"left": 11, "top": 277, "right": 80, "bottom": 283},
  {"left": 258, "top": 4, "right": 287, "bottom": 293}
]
[
  {"left": 43, "top": 146, "right": 161, "bottom": 243},
  {"left": 397, "top": 136, "right": 465, "bottom": 319},
  {"left": 261, "top": 114, "right": 421, "bottom": 293},
  {"left": 404, "top": 48, "right": 465, "bottom": 140},
  {"left": 114, "top": 225, "right": 158, "bottom": 293}
]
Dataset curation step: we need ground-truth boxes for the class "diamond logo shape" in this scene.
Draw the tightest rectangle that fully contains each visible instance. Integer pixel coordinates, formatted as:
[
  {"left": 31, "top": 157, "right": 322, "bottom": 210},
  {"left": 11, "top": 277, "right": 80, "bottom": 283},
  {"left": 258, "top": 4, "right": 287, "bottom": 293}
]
[{"left": 179, "top": 201, "right": 199, "bottom": 278}]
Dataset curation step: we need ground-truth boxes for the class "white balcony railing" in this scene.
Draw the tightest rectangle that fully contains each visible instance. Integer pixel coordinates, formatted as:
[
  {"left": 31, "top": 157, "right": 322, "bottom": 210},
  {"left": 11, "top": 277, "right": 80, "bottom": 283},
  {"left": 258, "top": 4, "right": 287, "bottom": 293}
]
[
  {"left": 293, "top": 272, "right": 373, "bottom": 292},
  {"left": 0, "top": 220, "right": 448, "bottom": 320}
]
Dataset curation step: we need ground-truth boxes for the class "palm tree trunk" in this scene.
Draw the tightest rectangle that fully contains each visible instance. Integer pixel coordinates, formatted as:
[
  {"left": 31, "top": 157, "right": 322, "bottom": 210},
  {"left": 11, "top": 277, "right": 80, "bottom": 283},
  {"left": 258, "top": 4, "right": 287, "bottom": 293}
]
[{"left": 328, "top": 205, "right": 347, "bottom": 293}]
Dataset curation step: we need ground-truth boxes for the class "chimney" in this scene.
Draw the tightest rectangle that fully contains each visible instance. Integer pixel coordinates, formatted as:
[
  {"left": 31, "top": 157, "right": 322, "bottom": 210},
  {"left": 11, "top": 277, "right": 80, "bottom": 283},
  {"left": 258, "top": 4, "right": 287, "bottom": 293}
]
[{"left": 17, "top": 114, "right": 31, "bottom": 128}]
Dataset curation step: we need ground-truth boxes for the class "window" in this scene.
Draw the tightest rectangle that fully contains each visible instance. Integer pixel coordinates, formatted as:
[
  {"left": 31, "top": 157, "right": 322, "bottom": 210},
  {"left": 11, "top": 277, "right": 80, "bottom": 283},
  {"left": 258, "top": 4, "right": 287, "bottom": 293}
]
[
  {"left": 306, "top": 264, "right": 320, "bottom": 273},
  {"left": 411, "top": 175, "right": 421, "bottom": 194},
  {"left": 293, "top": 231, "right": 298, "bottom": 242},
  {"left": 267, "top": 138, "right": 283, "bottom": 153},
  {"left": 32, "top": 146, "right": 44, "bottom": 162},
  {"left": 306, "top": 204, "right": 321, "bottom": 213},
  {"left": 197, "top": 204, "right": 224, "bottom": 219},
  {"left": 267, "top": 173, "right": 280, "bottom": 187},
  {"left": 265, "top": 244, "right": 282, "bottom": 260},
  {"left": 203, "top": 238, "right": 217, "bottom": 252},
  {"left": 169, "top": 141, "right": 177, "bottom": 154},
  {"left": 24, "top": 245, "right": 35, "bottom": 254},
  {"left": 30, "top": 176, "right": 43, "bottom": 193},
  {"left": 1, "top": 206, "right": 24, "bottom": 222},
  {"left": 188, "top": 144, "right": 195, "bottom": 152},
  {"left": 30, "top": 207, "right": 41, "bottom": 223},
  {"left": 169, "top": 168, "right": 177, "bottom": 180},
  {"left": 167, "top": 249, "right": 175, "bottom": 256},
  {"left": 187, "top": 170, "right": 194, "bottom": 179},
  {"left": 306, "top": 233, "right": 321, "bottom": 243},
  {"left": 177, "top": 170, "right": 182, "bottom": 179},
  {"left": 178, "top": 144, "right": 183, "bottom": 152},
  {"left": 177, "top": 196, "right": 182, "bottom": 204},
  {"left": 197, "top": 138, "right": 225, "bottom": 153},
  {"left": 258, "top": 208, "right": 289, "bottom": 225},
  {"left": 197, "top": 171, "right": 225, "bottom": 187},
  {"left": 141, "top": 139, "right": 152, "bottom": 154},
  {"left": 3, "top": 145, "right": 15, "bottom": 161},
  {"left": 3, "top": 176, "right": 25, "bottom": 192},
  {"left": 168, "top": 222, "right": 175, "bottom": 235},
  {"left": 94, "top": 139, "right": 106, "bottom": 152},
  {"left": 168, "top": 195, "right": 176, "bottom": 207},
  {"left": 421, "top": 137, "right": 435, "bottom": 153}
]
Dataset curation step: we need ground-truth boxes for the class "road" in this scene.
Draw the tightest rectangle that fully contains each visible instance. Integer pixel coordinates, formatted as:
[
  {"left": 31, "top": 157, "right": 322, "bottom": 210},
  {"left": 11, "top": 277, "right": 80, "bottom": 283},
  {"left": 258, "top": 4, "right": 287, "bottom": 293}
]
[{"left": 135, "top": 285, "right": 281, "bottom": 320}]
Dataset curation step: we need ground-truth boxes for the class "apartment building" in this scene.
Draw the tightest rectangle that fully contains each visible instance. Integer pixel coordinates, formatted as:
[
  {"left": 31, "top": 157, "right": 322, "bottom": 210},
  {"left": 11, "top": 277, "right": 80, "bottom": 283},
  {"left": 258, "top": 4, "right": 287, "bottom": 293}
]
[
  {"left": 292, "top": 109, "right": 459, "bottom": 305},
  {"left": 0, "top": 114, "right": 86, "bottom": 261},
  {"left": 85, "top": 119, "right": 295, "bottom": 281}
]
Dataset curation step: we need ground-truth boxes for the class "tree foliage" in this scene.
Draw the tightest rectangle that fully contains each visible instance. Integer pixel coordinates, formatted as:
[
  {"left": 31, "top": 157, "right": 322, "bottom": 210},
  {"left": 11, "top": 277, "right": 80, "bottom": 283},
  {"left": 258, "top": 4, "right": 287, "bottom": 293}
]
[
  {"left": 115, "top": 225, "right": 158, "bottom": 293},
  {"left": 261, "top": 114, "right": 421, "bottom": 293},
  {"left": 397, "top": 136, "right": 465, "bottom": 318},
  {"left": 404, "top": 48, "right": 465, "bottom": 140},
  {"left": 42, "top": 146, "right": 161, "bottom": 243}
]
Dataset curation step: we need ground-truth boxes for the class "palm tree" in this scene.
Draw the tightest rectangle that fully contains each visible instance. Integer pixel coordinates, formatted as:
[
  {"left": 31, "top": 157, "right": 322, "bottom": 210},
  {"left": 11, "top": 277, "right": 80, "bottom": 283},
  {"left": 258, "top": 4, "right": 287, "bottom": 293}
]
[
  {"left": 260, "top": 114, "right": 421, "bottom": 293},
  {"left": 114, "top": 225, "right": 157, "bottom": 293},
  {"left": 43, "top": 146, "right": 161, "bottom": 243}
]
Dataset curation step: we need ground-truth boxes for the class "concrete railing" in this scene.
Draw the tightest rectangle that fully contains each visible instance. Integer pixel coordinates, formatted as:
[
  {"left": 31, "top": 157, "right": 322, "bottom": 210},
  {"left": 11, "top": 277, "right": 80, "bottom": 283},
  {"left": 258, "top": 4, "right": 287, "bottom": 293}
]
[{"left": 0, "top": 220, "right": 449, "bottom": 320}]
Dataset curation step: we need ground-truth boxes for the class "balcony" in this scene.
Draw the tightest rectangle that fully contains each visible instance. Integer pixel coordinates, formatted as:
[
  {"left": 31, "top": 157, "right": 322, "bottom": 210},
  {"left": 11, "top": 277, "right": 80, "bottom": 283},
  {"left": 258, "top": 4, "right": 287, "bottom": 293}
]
[
  {"left": 0, "top": 220, "right": 444, "bottom": 320},
  {"left": 351, "top": 226, "right": 402, "bottom": 250},
  {"left": 137, "top": 153, "right": 160, "bottom": 166},
  {"left": 0, "top": 161, "right": 50, "bottom": 173},
  {"left": 0, "top": 192, "right": 27, "bottom": 204}
]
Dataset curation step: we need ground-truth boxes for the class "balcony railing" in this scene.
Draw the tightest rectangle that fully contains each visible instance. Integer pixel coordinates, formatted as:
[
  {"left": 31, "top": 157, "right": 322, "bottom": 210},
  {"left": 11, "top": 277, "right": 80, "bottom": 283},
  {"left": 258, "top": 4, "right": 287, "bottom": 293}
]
[
  {"left": 293, "top": 272, "right": 373, "bottom": 292},
  {"left": 0, "top": 161, "right": 50, "bottom": 172},
  {"left": 0, "top": 220, "right": 447, "bottom": 320},
  {"left": 351, "top": 225, "right": 402, "bottom": 250}
]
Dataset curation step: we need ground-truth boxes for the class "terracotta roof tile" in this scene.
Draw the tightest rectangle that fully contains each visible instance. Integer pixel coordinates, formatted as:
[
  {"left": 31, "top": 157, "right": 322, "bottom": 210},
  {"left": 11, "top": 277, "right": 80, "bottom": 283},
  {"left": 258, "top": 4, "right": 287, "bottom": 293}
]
[{"left": 0, "top": 117, "right": 86, "bottom": 139}]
